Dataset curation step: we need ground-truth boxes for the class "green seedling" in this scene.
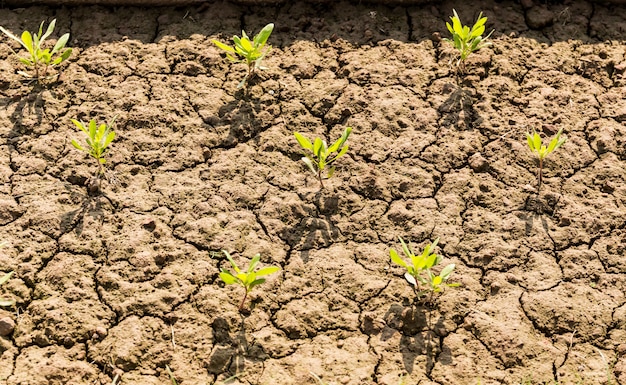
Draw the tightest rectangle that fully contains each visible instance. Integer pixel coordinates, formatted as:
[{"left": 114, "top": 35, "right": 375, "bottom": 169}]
[
  {"left": 294, "top": 127, "right": 352, "bottom": 189},
  {"left": 390, "top": 237, "right": 459, "bottom": 298},
  {"left": 70, "top": 117, "right": 117, "bottom": 187},
  {"left": 211, "top": 23, "right": 274, "bottom": 88},
  {"left": 0, "top": 271, "right": 14, "bottom": 307},
  {"left": 526, "top": 129, "right": 566, "bottom": 193},
  {"left": 219, "top": 251, "right": 280, "bottom": 312},
  {"left": 444, "top": 9, "right": 493, "bottom": 71},
  {"left": 0, "top": 19, "right": 72, "bottom": 81}
]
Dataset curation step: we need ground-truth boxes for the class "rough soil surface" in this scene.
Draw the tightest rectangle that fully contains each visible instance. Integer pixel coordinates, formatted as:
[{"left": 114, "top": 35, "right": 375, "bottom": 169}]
[{"left": 0, "top": 1, "right": 626, "bottom": 384}]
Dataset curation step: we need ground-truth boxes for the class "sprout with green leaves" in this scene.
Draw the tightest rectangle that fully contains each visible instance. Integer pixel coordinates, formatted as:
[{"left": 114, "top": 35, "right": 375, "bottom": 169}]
[
  {"left": 0, "top": 19, "right": 72, "bottom": 81},
  {"left": 444, "top": 9, "right": 493, "bottom": 71},
  {"left": 70, "top": 117, "right": 117, "bottom": 193},
  {"left": 219, "top": 251, "right": 280, "bottom": 312},
  {"left": 390, "top": 237, "right": 459, "bottom": 299},
  {"left": 294, "top": 127, "right": 352, "bottom": 189},
  {"left": 211, "top": 23, "right": 274, "bottom": 88},
  {"left": 526, "top": 129, "right": 567, "bottom": 193}
]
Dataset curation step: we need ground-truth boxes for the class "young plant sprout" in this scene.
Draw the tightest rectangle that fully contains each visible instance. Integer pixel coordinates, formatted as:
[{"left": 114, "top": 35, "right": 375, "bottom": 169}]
[
  {"left": 444, "top": 9, "right": 493, "bottom": 72},
  {"left": 0, "top": 18, "right": 72, "bottom": 81},
  {"left": 70, "top": 117, "right": 117, "bottom": 192},
  {"left": 211, "top": 23, "right": 274, "bottom": 88},
  {"left": 219, "top": 251, "right": 280, "bottom": 312},
  {"left": 390, "top": 237, "right": 459, "bottom": 299},
  {"left": 526, "top": 129, "right": 567, "bottom": 193},
  {"left": 294, "top": 127, "right": 352, "bottom": 189}
]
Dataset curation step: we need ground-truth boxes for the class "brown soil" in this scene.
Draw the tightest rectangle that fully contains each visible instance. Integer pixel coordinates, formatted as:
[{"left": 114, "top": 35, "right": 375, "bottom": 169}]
[{"left": 1, "top": 1, "right": 626, "bottom": 385}]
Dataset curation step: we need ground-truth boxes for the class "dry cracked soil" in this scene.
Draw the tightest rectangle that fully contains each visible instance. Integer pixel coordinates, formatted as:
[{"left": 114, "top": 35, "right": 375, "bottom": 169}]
[{"left": 0, "top": 1, "right": 626, "bottom": 384}]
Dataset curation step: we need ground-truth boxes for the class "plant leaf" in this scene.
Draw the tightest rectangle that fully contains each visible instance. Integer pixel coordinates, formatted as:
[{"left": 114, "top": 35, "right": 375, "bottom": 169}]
[
  {"left": 211, "top": 39, "right": 235, "bottom": 53},
  {"left": 294, "top": 132, "right": 313, "bottom": 151},
  {"left": 219, "top": 271, "right": 238, "bottom": 285},
  {"left": 390, "top": 249, "right": 407, "bottom": 268},
  {"left": 256, "top": 266, "right": 280, "bottom": 277}
]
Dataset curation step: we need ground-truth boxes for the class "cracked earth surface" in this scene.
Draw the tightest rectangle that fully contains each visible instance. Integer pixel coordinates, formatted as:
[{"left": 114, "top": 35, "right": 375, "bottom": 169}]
[{"left": 0, "top": 1, "right": 626, "bottom": 384}]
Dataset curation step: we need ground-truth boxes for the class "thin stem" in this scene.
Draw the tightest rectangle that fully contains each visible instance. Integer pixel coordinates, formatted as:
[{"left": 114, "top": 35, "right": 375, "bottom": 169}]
[
  {"left": 238, "top": 290, "right": 248, "bottom": 311},
  {"left": 317, "top": 169, "right": 324, "bottom": 189},
  {"left": 537, "top": 158, "right": 543, "bottom": 194}
]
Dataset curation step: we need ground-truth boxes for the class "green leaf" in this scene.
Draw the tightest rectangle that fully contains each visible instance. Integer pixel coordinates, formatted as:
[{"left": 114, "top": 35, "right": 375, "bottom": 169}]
[
  {"left": 256, "top": 266, "right": 280, "bottom": 277},
  {"left": 222, "top": 250, "right": 240, "bottom": 273},
  {"left": 212, "top": 39, "right": 235, "bottom": 53},
  {"left": 254, "top": 23, "right": 274, "bottom": 47},
  {"left": 399, "top": 237, "right": 412, "bottom": 259},
  {"left": 390, "top": 249, "right": 407, "bottom": 268},
  {"left": 40, "top": 19, "right": 56, "bottom": 44},
  {"left": 432, "top": 275, "right": 443, "bottom": 287},
  {"left": 313, "top": 137, "right": 323, "bottom": 158},
  {"left": 440, "top": 263, "right": 456, "bottom": 279},
  {"left": 533, "top": 132, "right": 541, "bottom": 150},
  {"left": 248, "top": 278, "right": 266, "bottom": 290},
  {"left": 51, "top": 33, "right": 69, "bottom": 55},
  {"left": 219, "top": 271, "right": 238, "bottom": 285},
  {"left": 239, "top": 36, "right": 253, "bottom": 53},
  {"left": 294, "top": 132, "right": 313, "bottom": 151},
  {"left": 21, "top": 31, "right": 33, "bottom": 53},
  {"left": 248, "top": 254, "right": 261, "bottom": 273},
  {"left": 71, "top": 140, "right": 84, "bottom": 151},
  {"left": 327, "top": 166, "right": 335, "bottom": 178}
]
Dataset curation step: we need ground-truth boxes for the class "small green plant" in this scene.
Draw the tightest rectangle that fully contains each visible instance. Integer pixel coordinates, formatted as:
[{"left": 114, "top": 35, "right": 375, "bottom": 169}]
[
  {"left": 165, "top": 365, "right": 178, "bottom": 385},
  {"left": 390, "top": 237, "right": 459, "bottom": 298},
  {"left": 71, "top": 117, "right": 117, "bottom": 182},
  {"left": 294, "top": 127, "right": 352, "bottom": 189},
  {"left": 526, "top": 129, "right": 566, "bottom": 193},
  {"left": 444, "top": 9, "right": 493, "bottom": 71},
  {"left": 219, "top": 251, "right": 280, "bottom": 312},
  {"left": 0, "top": 271, "right": 14, "bottom": 307},
  {"left": 0, "top": 19, "right": 72, "bottom": 81},
  {"left": 211, "top": 23, "right": 274, "bottom": 88}
]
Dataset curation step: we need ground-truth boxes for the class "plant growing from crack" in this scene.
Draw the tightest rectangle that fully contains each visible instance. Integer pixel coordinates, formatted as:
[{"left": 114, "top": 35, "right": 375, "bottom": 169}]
[
  {"left": 443, "top": 9, "right": 493, "bottom": 72},
  {"left": 219, "top": 250, "right": 280, "bottom": 312},
  {"left": 526, "top": 129, "right": 566, "bottom": 193},
  {"left": 0, "top": 18, "right": 72, "bottom": 81},
  {"left": 70, "top": 116, "right": 117, "bottom": 193},
  {"left": 294, "top": 127, "right": 352, "bottom": 189},
  {"left": 390, "top": 237, "right": 459, "bottom": 299},
  {"left": 211, "top": 23, "right": 274, "bottom": 88}
]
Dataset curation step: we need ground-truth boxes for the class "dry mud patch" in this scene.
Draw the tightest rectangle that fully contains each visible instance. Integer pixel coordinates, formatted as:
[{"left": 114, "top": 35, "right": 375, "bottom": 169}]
[{"left": 1, "top": 1, "right": 626, "bottom": 384}]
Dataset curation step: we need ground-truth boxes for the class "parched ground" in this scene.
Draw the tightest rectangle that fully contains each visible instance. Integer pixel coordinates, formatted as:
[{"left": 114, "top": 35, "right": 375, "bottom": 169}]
[{"left": 0, "top": 1, "right": 625, "bottom": 384}]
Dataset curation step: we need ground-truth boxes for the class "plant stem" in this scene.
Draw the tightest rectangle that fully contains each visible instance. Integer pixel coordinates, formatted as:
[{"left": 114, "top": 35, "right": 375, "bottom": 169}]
[
  {"left": 317, "top": 170, "right": 324, "bottom": 189},
  {"left": 537, "top": 158, "right": 543, "bottom": 194},
  {"left": 238, "top": 290, "right": 248, "bottom": 311}
]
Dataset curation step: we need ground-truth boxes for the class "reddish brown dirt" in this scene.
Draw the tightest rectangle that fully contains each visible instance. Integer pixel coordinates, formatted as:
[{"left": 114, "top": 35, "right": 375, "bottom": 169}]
[{"left": 0, "top": 1, "right": 626, "bottom": 384}]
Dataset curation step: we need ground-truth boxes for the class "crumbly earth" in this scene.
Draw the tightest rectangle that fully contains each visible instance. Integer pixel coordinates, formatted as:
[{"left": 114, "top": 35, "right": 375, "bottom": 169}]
[{"left": 0, "top": 1, "right": 625, "bottom": 384}]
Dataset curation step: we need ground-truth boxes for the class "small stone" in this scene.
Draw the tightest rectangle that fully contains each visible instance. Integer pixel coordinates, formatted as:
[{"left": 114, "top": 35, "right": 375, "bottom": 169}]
[
  {"left": 468, "top": 153, "right": 489, "bottom": 172},
  {"left": 526, "top": 6, "right": 555, "bottom": 29},
  {"left": 95, "top": 326, "right": 108, "bottom": 338},
  {"left": 0, "top": 317, "right": 15, "bottom": 336}
]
